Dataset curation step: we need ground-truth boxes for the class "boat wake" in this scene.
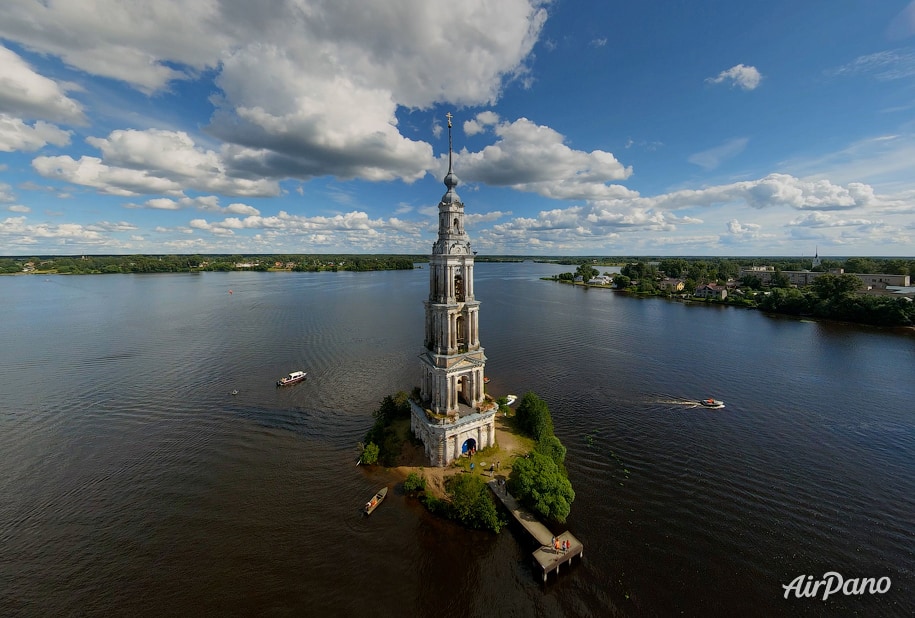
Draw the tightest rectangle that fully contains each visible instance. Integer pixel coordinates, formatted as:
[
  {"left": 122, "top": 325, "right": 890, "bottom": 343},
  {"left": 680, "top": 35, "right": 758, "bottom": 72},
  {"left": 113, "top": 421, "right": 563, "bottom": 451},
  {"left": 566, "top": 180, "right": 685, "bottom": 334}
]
[{"left": 658, "top": 398, "right": 703, "bottom": 407}]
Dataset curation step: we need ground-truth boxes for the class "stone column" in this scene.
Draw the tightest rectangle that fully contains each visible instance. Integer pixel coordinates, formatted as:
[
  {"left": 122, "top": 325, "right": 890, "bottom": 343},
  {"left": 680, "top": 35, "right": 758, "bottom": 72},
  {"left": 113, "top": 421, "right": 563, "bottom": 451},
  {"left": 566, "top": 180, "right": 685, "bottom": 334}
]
[
  {"left": 467, "top": 309, "right": 473, "bottom": 347},
  {"left": 435, "top": 375, "right": 448, "bottom": 413},
  {"left": 474, "top": 309, "right": 480, "bottom": 346},
  {"left": 450, "top": 312, "right": 456, "bottom": 350},
  {"left": 469, "top": 263, "right": 474, "bottom": 298}
]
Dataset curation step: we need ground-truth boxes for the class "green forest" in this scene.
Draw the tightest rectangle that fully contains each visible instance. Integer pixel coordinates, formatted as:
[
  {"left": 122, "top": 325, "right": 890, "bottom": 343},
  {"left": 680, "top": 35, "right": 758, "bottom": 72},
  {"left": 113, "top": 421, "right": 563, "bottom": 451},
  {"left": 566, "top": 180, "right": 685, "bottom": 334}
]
[{"left": 1, "top": 254, "right": 419, "bottom": 274}]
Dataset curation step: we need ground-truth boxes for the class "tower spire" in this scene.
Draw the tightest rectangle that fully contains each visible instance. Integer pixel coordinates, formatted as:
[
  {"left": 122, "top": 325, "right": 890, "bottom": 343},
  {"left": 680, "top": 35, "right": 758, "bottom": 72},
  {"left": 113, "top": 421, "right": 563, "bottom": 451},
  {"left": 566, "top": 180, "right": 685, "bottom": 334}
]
[
  {"left": 446, "top": 111, "right": 453, "bottom": 170},
  {"left": 442, "top": 112, "right": 459, "bottom": 204},
  {"left": 411, "top": 111, "right": 491, "bottom": 462}
]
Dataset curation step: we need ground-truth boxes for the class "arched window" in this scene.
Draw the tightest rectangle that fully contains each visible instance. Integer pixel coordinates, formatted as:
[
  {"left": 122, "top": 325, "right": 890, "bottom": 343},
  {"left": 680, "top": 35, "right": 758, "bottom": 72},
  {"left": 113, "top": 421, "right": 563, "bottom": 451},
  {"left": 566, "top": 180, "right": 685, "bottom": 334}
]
[
  {"left": 456, "top": 315, "right": 465, "bottom": 348},
  {"left": 454, "top": 274, "right": 464, "bottom": 302},
  {"left": 453, "top": 217, "right": 460, "bottom": 233}
]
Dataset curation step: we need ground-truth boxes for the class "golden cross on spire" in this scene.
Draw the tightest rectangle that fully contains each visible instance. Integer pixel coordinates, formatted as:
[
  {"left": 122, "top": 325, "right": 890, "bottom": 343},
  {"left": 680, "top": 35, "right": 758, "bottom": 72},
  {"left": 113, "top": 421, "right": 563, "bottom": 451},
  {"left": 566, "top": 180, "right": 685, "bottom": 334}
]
[{"left": 446, "top": 112, "right": 452, "bottom": 128}]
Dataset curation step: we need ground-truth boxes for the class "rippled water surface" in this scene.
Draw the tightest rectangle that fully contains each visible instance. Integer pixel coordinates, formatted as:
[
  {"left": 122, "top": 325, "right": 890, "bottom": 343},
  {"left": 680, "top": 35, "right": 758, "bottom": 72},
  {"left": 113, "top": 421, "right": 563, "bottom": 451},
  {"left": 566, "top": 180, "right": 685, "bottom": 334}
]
[{"left": 1, "top": 264, "right": 913, "bottom": 617}]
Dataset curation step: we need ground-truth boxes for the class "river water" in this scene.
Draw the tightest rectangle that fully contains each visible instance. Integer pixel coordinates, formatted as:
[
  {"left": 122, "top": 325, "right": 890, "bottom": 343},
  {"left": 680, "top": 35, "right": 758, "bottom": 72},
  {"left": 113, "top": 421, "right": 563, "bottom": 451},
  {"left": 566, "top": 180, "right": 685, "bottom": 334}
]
[{"left": 1, "top": 262, "right": 913, "bottom": 617}]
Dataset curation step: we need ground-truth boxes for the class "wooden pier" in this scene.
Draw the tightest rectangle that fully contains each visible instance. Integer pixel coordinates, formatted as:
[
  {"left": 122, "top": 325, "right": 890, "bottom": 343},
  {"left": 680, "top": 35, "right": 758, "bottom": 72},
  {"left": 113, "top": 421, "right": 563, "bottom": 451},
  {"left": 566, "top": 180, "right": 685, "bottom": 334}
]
[{"left": 488, "top": 480, "right": 583, "bottom": 582}]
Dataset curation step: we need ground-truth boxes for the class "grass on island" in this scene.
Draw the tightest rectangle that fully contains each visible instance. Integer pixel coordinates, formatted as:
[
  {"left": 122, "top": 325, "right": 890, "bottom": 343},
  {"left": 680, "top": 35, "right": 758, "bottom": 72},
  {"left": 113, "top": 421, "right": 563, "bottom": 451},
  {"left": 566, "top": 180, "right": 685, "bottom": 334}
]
[{"left": 449, "top": 412, "right": 535, "bottom": 478}]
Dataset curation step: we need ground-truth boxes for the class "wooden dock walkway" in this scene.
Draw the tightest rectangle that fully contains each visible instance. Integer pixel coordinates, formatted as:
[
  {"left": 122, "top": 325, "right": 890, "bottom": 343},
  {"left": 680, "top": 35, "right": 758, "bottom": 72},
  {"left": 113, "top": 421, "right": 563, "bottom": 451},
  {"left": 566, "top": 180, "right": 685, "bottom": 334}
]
[{"left": 488, "top": 480, "right": 583, "bottom": 582}]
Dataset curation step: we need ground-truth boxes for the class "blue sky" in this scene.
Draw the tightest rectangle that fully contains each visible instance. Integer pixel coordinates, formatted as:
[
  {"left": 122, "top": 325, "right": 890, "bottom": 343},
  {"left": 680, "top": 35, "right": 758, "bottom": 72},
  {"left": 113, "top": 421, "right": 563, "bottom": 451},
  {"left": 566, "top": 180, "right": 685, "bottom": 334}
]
[{"left": 2, "top": 0, "right": 915, "bottom": 256}]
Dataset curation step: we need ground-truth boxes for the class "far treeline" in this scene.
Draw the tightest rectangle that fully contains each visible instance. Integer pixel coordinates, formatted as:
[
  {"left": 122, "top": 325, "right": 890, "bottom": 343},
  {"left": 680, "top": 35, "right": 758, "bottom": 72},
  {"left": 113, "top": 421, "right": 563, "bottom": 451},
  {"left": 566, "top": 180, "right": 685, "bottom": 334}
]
[
  {"left": 555, "top": 257, "right": 915, "bottom": 328},
  {"left": 2, "top": 254, "right": 421, "bottom": 274},
  {"left": 561, "top": 256, "right": 915, "bottom": 279}
]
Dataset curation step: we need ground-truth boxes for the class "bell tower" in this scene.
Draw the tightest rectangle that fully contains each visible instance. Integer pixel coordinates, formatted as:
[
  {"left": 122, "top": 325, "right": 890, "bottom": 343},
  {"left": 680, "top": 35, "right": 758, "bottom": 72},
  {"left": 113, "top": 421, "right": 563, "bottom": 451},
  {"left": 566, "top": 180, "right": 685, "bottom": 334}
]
[
  {"left": 410, "top": 113, "right": 495, "bottom": 467},
  {"left": 420, "top": 112, "right": 486, "bottom": 415}
]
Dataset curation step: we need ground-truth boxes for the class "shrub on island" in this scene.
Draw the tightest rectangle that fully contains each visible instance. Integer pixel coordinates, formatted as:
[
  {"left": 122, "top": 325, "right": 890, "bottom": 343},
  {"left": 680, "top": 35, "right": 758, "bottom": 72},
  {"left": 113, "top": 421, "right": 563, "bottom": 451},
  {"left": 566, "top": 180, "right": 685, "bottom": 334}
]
[
  {"left": 508, "top": 451, "right": 575, "bottom": 524},
  {"left": 403, "top": 472, "right": 426, "bottom": 494},
  {"left": 508, "top": 391, "right": 575, "bottom": 523},
  {"left": 416, "top": 474, "right": 505, "bottom": 533},
  {"left": 515, "top": 392, "right": 554, "bottom": 441},
  {"left": 362, "top": 391, "right": 411, "bottom": 466}
]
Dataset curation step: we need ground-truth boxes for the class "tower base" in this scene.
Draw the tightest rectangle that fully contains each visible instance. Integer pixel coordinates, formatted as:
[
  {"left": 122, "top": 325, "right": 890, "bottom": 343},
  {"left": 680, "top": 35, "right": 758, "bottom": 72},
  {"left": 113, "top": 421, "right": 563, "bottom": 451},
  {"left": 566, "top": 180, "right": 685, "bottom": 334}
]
[{"left": 410, "top": 400, "right": 496, "bottom": 467}]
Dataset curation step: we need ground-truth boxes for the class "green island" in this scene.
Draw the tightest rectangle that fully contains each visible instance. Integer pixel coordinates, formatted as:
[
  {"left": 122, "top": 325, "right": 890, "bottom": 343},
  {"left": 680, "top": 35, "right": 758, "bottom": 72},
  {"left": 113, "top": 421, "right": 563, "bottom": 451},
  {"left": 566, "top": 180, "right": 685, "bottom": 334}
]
[
  {"left": 360, "top": 391, "right": 574, "bottom": 533},
  {"left": 547, "top": 257, "right": 915, "bottom": 328}
]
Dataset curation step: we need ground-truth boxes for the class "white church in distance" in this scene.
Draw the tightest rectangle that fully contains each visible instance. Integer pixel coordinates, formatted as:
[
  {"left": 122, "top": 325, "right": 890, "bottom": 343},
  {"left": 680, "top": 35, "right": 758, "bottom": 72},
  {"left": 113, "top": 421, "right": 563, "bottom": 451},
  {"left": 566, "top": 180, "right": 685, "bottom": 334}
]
[{"left": 409, "top": 114, "right": 496, "bottom": 467}]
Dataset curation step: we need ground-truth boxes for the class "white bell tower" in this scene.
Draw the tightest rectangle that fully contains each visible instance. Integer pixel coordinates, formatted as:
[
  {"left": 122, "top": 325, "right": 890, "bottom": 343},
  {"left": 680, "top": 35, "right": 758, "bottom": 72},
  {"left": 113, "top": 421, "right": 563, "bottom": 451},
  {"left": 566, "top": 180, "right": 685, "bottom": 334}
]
[
  {"left": 419, "top": 112, "right": 486, "bottom": 415},
  {"left": 410, "top": 113, "right": 495, "bottom": 466}
]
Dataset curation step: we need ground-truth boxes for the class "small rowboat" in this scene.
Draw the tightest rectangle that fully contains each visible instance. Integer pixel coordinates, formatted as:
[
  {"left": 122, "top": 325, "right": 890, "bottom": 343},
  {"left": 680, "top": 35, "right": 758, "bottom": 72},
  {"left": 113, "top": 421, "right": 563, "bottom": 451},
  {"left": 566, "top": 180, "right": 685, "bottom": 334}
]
[{"left": 364, "top": 486, "right": 387, "bottom": 515}]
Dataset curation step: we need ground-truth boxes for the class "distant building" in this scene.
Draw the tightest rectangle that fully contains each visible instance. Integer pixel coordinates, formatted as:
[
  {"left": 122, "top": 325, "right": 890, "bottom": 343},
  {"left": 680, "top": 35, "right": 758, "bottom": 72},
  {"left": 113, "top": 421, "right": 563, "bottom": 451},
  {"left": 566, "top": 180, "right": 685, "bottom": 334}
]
[
  {"left": 587, "top": 275, "right": 612, "bottom": 285},
  {"left": 739, "top": 268, "right": 829, "bottom": 287},
  {"left": 660, "top": 278, "right": 685, "bottom": 292},
  {"left": 740, "top": 267, "right": 909, "bottom": 290},
  {"left": 854, "top": 274, "right": 910, "bottom": 289},
  {"left": 694, "top": 283, "right": 727, "bottom": 300}
]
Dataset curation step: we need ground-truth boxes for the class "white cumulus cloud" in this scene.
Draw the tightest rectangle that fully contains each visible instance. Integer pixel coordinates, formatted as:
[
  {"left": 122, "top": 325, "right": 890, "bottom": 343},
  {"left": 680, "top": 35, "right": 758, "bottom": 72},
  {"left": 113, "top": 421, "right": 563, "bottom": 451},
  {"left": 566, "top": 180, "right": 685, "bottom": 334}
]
[
  {"left": 0, "top": 45, "right": 86, "bottom": 124},
  {"left": 706, "top": 64, "right": 762, "bottom": 90},
  {"left": 455, "top": 115, "right": 635, "bottom": 201},
  {"left": 0, "top": 1, "right": 549, "bottom": 186},
  {"left": 33, "top": 129, "right": 280, "bottom": 197},
  {"left": 0, "top": 116, "right": 72, "bottom": 152}
]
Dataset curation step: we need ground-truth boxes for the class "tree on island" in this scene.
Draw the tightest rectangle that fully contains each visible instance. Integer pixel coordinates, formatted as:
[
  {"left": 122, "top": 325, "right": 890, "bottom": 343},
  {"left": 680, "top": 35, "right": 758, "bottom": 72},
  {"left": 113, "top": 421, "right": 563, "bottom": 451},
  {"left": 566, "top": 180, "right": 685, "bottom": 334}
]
[
  {"left": 403, "top": 472, "right": 426, "bottom": 494},
  {"left": 575, "top": 262, "right": 599, "bottom": 282},
  {"left": 362, "top": 391, "right": 411, "bottom": 466},
  {"left": 416, "top": 474, "right": 505, "bottom": 533},
  {"left": 515, "top": 392, "right": 554, "bottom": 441},
  {"left": 509, "top": 391, "right": 575, "bottom": 523},
  {"left": 444, "top": 475, "right": 505, "bottom": 533},
  {"left": 360, "top": 442, "right": 379, "bottom": 465},
  {"left": 535, "top": 434, "right": 567, "bottom": 468},
  {"left": 508, "top": 451, "right": 575, "bottom": 523}
]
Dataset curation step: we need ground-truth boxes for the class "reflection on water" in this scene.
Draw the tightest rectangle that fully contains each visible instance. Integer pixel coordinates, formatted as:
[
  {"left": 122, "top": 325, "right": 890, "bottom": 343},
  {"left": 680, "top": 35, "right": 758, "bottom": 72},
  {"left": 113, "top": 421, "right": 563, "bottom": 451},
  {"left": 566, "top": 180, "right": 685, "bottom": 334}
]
[{"left": 1, "top": 264, "right": 913, "bottom": 617}]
